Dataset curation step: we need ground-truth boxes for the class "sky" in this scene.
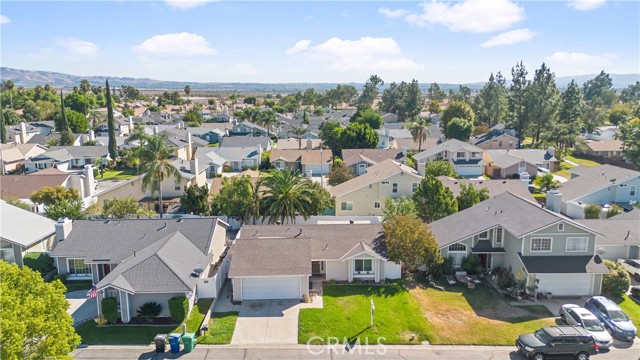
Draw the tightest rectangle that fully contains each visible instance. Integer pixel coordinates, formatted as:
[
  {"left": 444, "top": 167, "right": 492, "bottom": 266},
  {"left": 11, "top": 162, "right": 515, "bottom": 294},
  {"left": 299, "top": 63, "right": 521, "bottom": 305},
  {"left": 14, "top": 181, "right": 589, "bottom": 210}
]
[{"left": 1, "top": 0, "right": 638, "bottom": 84}]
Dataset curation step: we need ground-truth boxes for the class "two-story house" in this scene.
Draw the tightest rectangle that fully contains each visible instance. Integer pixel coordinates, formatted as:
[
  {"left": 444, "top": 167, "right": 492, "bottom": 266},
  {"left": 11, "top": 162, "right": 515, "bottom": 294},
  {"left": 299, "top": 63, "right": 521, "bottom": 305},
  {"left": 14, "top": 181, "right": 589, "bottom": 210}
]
[
  {"left": 485, "top": 147, "right": 558, "bottom": 178},
  {"left": 413, "top": 139, "right": 486, "bottom": 177},
  {"left": 22, "top": 146, "right": 111, "bottom": 173},
  {"left": 330, "top": 159, "right": 423, "bottom": 216},
  {"left": 430, "top": 192, "right": 608, "bottom": 296},
  {"left": 231, "top": 121, "right": 269, "bottom": 137},
  {"left": 471, "top": 126, "right": 518, "bottom": 150},
  {"left": 270, "top": 149, "right": 332, "bottom": 176},
  {"left": 341, "top": 148, "right": 408, "bottom": 176}
]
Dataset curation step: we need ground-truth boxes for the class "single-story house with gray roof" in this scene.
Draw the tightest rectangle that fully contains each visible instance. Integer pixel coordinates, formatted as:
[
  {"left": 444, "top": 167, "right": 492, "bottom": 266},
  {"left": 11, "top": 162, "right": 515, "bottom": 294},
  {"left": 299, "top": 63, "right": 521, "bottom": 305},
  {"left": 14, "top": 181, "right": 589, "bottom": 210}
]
[{"left": 229, "top": 224, "right": 401, "bottom": 301}]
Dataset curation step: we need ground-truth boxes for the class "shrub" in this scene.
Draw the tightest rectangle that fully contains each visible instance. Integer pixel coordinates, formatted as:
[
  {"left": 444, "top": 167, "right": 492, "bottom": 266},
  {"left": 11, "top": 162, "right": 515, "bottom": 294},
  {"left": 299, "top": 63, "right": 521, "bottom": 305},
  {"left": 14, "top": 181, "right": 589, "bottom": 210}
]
[
  {"left": 95, "top": 316, "right": 107, "bottom": 326},
  {"left": 223, "top": 165, "right": 232, "bottom": 172},
  {"left": 102, "top": 297, "right": 119, "bottom": 324},
  {"left": 461, "top": 255, "right": 484, "bottom": 275},
  {"left": 494, "top": 267, "right": 515, "bottom": 289},
  {"left": 602, "top": 259, "right": 630, "bottom": 297},
  {"left": 584, "top": 204, "right": 601, "bottom": 219},
  {"left": 53, "top": 273, "right": 68, "bottom": 284},
  {"left": 431, "top": 256, "right": 454, "bottom": 277},
  {"left": 606, "top": 204, "right": 623, "bottom": 218},
  {"left": 23, "top": 252, "right": 55, "bottom": 276},
  {"left": 168, "top": 296, "right": 188, "bottom": 323},
  {"left": 137, "top": 302, "right": 162, "bottom": 323}
]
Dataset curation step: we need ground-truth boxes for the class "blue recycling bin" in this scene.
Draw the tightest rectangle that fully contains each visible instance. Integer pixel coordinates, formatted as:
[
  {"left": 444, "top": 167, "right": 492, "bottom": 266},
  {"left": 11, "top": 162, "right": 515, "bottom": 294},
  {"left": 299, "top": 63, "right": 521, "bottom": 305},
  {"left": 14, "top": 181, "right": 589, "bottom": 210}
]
[{"left": 168, "top": 333, "right": 182, "bottom": 353}]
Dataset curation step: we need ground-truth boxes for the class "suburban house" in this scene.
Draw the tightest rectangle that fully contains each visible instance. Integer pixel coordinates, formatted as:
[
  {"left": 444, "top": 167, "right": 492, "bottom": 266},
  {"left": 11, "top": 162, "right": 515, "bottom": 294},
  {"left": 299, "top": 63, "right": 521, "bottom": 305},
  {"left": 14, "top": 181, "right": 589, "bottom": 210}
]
[
  {"left": 430, "top": 192, "right": 608, "bottom": 296},
  {"left": 276, "top": 138, "right": 322, "bottom": 150},
  {"left": 582, "top": 139, "right": 624, "bottom": 158},
  {"left": 50, "top": 218, "right": 230, "bottom": 323},
  {"left": 485, "top": 148, "right": 558, "bottom": 178},
  {"left": 546, "top": 165, "right": 640, "bottom": 219},
  {"left": 577, "top": 212, "right": 640, "bottom": 261},
  {"left": 413, "top": 139, "right": 486, "bottom": 177},
  {"left": 330, "top": 159, "right": 422, "bottom": 216},
  {"left": 231, "top": 121, "right": 269, "bottom": 137},
  {"left": 22, "top": 146, "right": 110, "bottom": 173},
  {"left": 6, "top": 122, "right": 49, "bottom": 144},
  {"left": 341, "top": 148, "right": 408, "bottom": 176},
  {"left": 1, "top": 143, "right": 47, "bottom": 174},
  {"left": 269, "top": 149, "right": 332, "bottom": 176},
  {"left": 228, "top": 224, "right": 401, "bottom": 301},
  {"left": 210, "top": 169, "right": 262, "bottom": 196},
  {"left": 437, "top": 176, "right": 534, "bottom": 200},
  {"left": 585, "top": 125, "right": 619, "bottom": 141},
  {"left": 220, "top": 136, "right": 272, "bottom": 151},
  {"left": 195, "top": 145, "right": 263, "bottom": 172},
  {"left": 0, "top": 200, "right": 57, "bottom": 267},
  {"left": 471, "top": 127, "right": 518, "bottom": 150},
  {"left": 27, "top": 132, "right": 83, "bottom": 147}
]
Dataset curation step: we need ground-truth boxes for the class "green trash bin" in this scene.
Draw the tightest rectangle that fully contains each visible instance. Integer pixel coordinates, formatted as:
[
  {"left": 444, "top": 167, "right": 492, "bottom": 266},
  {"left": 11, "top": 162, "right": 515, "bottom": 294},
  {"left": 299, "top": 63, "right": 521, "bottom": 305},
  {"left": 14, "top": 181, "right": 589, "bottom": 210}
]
[{"left": 182, "top": 332, "right": 196, "bottom": 353}]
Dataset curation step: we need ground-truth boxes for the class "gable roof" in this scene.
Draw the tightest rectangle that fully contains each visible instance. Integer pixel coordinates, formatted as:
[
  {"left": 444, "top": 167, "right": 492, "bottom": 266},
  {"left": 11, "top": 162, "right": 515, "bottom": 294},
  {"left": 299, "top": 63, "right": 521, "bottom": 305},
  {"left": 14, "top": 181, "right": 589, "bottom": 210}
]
[
  {"left": 228, "top": 238, "right": 312, "bottom": 277},
  {"left": 341, "top": 149, "right": 407, "bottom": 167},
  {"left": 577, "top": 218, "right": 640, "bottom": 247},
  {"left": 518, "top": 253, "right": 608, "bottom": 274},
  {"left": 270, "top": 149, "right": 331, "bottom": 164},
  {"left": 276, "top": 138, "right": 322, "bottom": 150},
  {"left": 429, "top": 192, "right": 597, "bottom": 248},
  {"left": 220, "top": 136, "right": 270, "bottom": 149},
  {"left": 0, "top": 172, "right": 70, "bottom": 199},
  {"left": 487, "top": 149, "right": 556, "bottom": 165},
  {"left": 559, "top": 165, "right": 640, "bottom": 201},
  {"left": 413, "top": 139, "right": 483, "bottom": 161},
  {"left": 584, "top": 139, "right": 623, "bottom": 152},
  {"left": 437, "top": 176, "right": 533, "bottom": 200},
  {"left": 0, "top": 200, "right": 56, "bottom": 248},
  {"left": 471, "top": 129, "right": 516, "bottom": 146},
  {"left": 1, "top": 143, "right": 47, "bottom": 163},
  {"left": 330, "top": 159, "right": 421, "bottom": 197},
  {"left": 196, "top": 146, "right": 260, "bottom": 161},
  {"left": 31, "top": 146, "right": 109, "bottom": 162},
  {"left": 233, "top": 121, "right": 268, "bottom": 133}
]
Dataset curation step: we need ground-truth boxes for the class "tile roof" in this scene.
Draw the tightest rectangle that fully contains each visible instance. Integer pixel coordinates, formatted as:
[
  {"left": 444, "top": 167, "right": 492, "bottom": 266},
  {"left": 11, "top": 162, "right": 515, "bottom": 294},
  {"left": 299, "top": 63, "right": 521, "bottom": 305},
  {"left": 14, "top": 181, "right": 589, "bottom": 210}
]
[
  {"left": 341, "top": 149, "right": 407, "bottom": 167},
  {"left": 0, "top": 173, "right": 70, "bottom": 199},
  {"left": 517, "top": 253, "right": 609, "bottom": 274},
  {"left": 229, "top": 238, "right": 312, "bottom": 277},
  {"left": 437, "top": 176, "right": 533, "bottom": 200},
  {"left": 0, "top": 200, "right": 56, "bottom": 247},
  {"left": 330, "top": 159, "right": 421, "bottom": 197},
  {"left": 413, "top": 139, "right": 483, "bottom": 161},
  {"left": 559, "top": 165, "right": 640, "bottom": 201}
]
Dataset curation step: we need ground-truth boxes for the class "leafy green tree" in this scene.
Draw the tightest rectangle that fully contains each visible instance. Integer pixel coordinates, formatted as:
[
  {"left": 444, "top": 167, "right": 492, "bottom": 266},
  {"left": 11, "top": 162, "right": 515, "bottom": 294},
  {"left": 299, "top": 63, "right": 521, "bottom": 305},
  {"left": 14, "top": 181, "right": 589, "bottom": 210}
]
[
  {"left": 445, "top": 117, "right": 474, "bottom": 142},
  {"left": 403, "top": 116, "right": 431, "bottom": 152},
  {"left": 53, "top": 109, "right": 89, "bottom": 134},
  {"left": 545, "top": 80, "right": 585, "bottom": 153},
  {"left": 424, "top": 160, "right": 456, "bottom": 177},
  {"left": 534, "top": 172, "right": 560, "bottom": 192},
  {"left": 288, "top": 125, "right": 307, "bottom": 150},
  {"left": 358, "top": 75, "right": 384, "bottom": 107},
  {"left": 106, "top": 80, "right": 117, "bottom": 160},
  {"left": 180, "top": 184, "right": 210, "bottom": 215},
  {"left": 183, "top": 108, "right": 203, "bottom": 126},
  {"left": 102, "top": 196, "right": 141, "bottom": 219},
  {"left": 3, "top": 80, "right": 15, "bottom": 108},
  {"left": 620, "top": 81, "right": 640, "bottom": 103},
  {"left": 2, "top": 108, "right": 21, "bottom": 126},
  {"left": 441, "top": 101, "right": 475, "bottom": 131},
  {"left": 608, "top": 103, "right": 631, "bottom": 126},
  {"left": 606, "top": 204, "right": 624, "bottom": 219},
  {"left": 427, "top": 83, "right": 446, "bottom": 101},
  {"left": 508, "top": 61, "right": 530, "bottom": 148},
  {"left": 456, "top": 183, "right": 489, "bottom": 211},
  {"left": 474, "top": 72, "right": 508, "bottom": 126},
  {"left": 382, "top": 215, "right": 442, "bottom": 270},
  {"left": 0, "top": 262, "right": 81, "bottom": 360},
  {"left": 21, "top": 100, "right": 42, "bottom": 122},
  {"left": 64, "top": 92, "right": 90, "bottom": 115},
  {"left": 29, "top": 186, "right": 85, "bottom": 220},
  {"left": 380, "top": 80, "right": 423, "bottom": 121},
  {"left": 526, "top": 63, "right": 560, "bottom": 147},
  {"left": 350, "top": 106, "right": 382, "bottom": 129},
  {"left": 210, "top": 175, "right": 255, "bottom": 220},
  {"left": 243, "top": 96, "right": 257, "bottom": 105},
  {"left": 256, "top": 109, "right": 279, "bottom": 137},
  {"left": 302, "top": 88, "right": 318, "bottom": 106},
  {"left": 583, "top": 70, "right": 616, "bottom": 107},
  {"left": 427, "top": 99, "right": 441, "bottom": 114},
  {"left": 327, "top": 161, "right": 354, "bottom": 186},
  {"left": 617, "top": 120, "right": 640, "bottom": 168},
  {"left": 412, "top": 175, "right": 458, "bottom": 222},
  {"left": 307, "top": 181, "right": 334, "bottom": 216},
  {"left": 338, "top": 123, "right": 379, "bottom": 152},
  {"left": 602, "top": 259, "right": 630, "bottom": 296},
  {"left": 382, "top": 196, "right": 418, "bottom": 222},
  {"left": 79, "top": 79, "right": 91, "bottom": 94},
  {"left": 184, "top": 85, "right": 191, "bottom": 101},
  {"left": 584, "top": 204, "right": 601, "bottom": 219},
  {"left": 319, "top": 121, "right": 343, "bottom": 156}
]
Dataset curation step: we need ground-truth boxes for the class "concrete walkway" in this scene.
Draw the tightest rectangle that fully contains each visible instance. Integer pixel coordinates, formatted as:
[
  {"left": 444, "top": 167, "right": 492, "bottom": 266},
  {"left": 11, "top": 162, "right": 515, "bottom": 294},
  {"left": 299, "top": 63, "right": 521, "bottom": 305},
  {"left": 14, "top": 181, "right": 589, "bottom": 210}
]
[{"left": 66, "top": 290, "right": 97, "bottom": 325}]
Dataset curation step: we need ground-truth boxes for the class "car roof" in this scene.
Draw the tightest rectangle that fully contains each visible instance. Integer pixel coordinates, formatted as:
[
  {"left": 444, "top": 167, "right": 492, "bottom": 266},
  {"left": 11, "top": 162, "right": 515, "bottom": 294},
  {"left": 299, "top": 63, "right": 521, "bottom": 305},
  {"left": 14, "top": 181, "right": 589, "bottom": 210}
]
[
  {"left": 590, "top": 296, "right": 622, "bottom": 311},
  {"left": 572, "top": 307, "right": 598, "bottom": 319},
  {"left": 544, "top": 326, "right": 591, "bottom": 337},
  {"left": 562, "top": 303, "right": 580, "bottom": 309}
]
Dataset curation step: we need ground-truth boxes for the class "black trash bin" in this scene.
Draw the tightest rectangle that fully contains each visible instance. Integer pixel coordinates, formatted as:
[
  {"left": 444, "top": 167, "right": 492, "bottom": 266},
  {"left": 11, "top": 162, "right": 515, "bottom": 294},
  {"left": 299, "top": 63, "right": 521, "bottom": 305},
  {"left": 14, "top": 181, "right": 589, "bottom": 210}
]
[{"left": 154, "top": 334, "right": 167, "bottom": 353}]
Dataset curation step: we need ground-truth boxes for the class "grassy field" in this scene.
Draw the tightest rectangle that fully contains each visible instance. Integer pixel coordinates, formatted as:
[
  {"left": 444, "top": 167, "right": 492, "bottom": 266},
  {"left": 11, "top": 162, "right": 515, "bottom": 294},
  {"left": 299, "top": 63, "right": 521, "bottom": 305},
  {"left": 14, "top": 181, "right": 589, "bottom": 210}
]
[
  {"left": 76, "top": 321, "right": 175, "bottom": 345},
  {"left": 98, "top": 168, "right": 138, "bottom": 181},
  {"left": 565, "top": 155, "right": 601, "bottom": 167},
  {"left": 615, "top": 295, "right": 640, "bottom": 329},
  {"left": 299, "top": 284, "right": 434, "bottom": 345},
  {"left": 411, "top": 282, "right": 555, "bottom": 345},
  {"left": 198, "top": 312, "right": 238, "bottom": 344}
]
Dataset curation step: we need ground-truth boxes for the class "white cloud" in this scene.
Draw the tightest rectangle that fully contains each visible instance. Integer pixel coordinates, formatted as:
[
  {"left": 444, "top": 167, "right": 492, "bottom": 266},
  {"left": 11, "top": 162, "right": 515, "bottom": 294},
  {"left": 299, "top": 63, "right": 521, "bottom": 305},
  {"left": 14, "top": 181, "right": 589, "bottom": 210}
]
[
  {"left": 567, "top": 0, "right": 606, "bottom": 11},
  {"left": 0, "top": 15, "right": 11, "bottom": 25},
  {"left": 378, "top": 7, "right": 409, "bottom": 18},
  {"left": 397, "top": 0, "right": 524, "bottom": 33},
  {"left": 231, "top": 63, "right": 258, "bottom": 76},
  {"left": 54, "top": 38, "right": 100, "bottom": 59},
  {"left": 164, "top": 0, "right": 214, "bottom": 10},
  {"left": 545, "top": 51, "right": 617, "bottom": 74},
  {"left": 481, "top": 29, "right": 536, "bottom": 48},
  {"left": 285, "top": 40, "right": 312, "bottom": 55},
  {"left": 132, "top": 33, "right": 216, "bottom": 57},
  {"left": 287, "top": 36, "right": 422, "bottom": 72}
]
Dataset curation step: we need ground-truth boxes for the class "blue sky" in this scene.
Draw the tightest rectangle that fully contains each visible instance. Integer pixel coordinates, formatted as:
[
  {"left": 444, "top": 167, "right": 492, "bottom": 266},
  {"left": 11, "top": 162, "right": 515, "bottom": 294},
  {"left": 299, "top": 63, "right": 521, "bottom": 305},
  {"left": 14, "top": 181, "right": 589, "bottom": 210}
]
[{"left": 1, "top": 0, "right": 638, "bottom": 83}]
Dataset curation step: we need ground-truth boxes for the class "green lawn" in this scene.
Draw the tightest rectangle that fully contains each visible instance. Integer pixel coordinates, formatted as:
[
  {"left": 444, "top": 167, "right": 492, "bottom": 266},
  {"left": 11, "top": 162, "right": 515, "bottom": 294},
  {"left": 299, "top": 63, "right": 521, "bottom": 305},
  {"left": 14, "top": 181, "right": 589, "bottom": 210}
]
[
  {"left": 64, "top": 281, "right": 93, "bottom": 293},
  {"left": 565, "top": 155, "right": 601, "bottom": 167},
  {"left": 171, "top": 298, "right": 213, "bottom": 334},
  {"left": 299, "top": 284, "right": 434, "bottom": 345},
  {"left": 97, "top": 168, "right": 138, "bottom": 181},
  {"left": 615, "top": 295, "right": 640, "bottom": 328},
  {"left": 198, "top": 312, "right": 238, "bottom": 344},
  {"left": 76, "top": 321, "right": 175, "bottom": 345},
  {"left": 411, "top": 282, "right": 555, "bottom": 345}
]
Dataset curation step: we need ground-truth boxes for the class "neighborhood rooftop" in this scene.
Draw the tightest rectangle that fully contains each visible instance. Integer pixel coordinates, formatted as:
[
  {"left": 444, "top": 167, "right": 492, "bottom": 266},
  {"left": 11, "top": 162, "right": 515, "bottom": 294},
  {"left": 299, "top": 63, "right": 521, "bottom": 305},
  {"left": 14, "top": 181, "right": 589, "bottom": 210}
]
[
  {"left": 330, "top": 159, "right": 420, "bottom": 197},
  {"left": 0, "top": 200, "right": 55, "bottom": 248},
  {"left": 560, "top": 164, "right": 640, "bottom": 201}
]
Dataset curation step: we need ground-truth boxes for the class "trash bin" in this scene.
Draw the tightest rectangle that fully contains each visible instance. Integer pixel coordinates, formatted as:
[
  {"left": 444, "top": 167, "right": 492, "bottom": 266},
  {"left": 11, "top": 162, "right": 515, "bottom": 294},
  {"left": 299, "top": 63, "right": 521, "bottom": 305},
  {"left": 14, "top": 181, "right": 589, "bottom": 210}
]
[
  {"left": 182, "top": 333, "right": 196, "bottom": 353},
  {"left": 168, "top": 333, "right": 182, "bottom": 353},
  {"left": 154, "top": 334, "right": 166, "bottom": 353}
]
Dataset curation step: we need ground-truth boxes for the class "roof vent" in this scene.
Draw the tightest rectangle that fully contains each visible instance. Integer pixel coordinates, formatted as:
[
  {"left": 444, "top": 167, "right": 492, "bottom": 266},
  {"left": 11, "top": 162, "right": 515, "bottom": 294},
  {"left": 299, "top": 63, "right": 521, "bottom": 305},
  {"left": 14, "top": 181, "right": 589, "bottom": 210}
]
[
  {"left": 158, "top": 222, "right": 167, "bottom": 231},
  {"left": 105, "top": 219, "right": 111, "bottom": 224},
  {"left": 177, "top": 218, "right": 184, "bottom": 223},
  {"left": 295, "top": 229, "right": 303, "bottom": 237}
]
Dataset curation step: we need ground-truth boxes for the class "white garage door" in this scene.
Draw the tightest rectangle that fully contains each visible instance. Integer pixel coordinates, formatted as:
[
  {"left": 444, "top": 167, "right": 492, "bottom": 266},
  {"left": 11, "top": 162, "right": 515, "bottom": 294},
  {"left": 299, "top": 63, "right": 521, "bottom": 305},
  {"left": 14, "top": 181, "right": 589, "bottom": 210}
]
[
  {"left": 536, "top": 274, "right": 593, "bottom": 296},
  {"left": 456, "top": 165, "right": 482, "bottom": 177},
  {"left": 241, "top": 277, "right": 300, "bottom": 300}
]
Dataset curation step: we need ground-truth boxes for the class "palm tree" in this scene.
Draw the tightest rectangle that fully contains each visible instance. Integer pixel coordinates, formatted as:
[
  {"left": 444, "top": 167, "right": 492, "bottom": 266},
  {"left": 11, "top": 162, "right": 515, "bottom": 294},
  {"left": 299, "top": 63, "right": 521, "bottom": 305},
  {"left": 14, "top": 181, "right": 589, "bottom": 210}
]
[
  {"left": 2, "top": 80, "right": 14, "bottom": 109},
  {"left": 87, "top": 108, "right": 104, "bottom": 129},
  {"left": 288, "top": 125, "right": 307, "bottom": 150},
  {"left": 257, "top": 109, "right": 279, "bottom": 138},
  {"left": 534, "top": 172, "right": 560, "bottom": 192},
  {"left": 259, "top": 169, "right": 316, "bottom": 224},
  {"left": 403, "top": 116, "right": 431, "bottom": 152},
  {"left": 184, "top": 85, "right": 191, "bottom": 108},
  {"left": 244, "top": 177, "right": 263, "bottom": 225},
  {"left": 79, "top": 79, "right": 91, "bottom": 94},
  {"left": 133, "top": 133, "right": 182, "bottom": 218}
]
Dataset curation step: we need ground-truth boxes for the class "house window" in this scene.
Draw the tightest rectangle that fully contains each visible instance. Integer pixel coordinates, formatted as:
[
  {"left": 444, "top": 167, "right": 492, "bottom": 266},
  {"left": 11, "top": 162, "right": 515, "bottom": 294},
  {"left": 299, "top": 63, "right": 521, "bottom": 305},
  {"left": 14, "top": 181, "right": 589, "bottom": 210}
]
[
  {"left": 631, "top": 185, "right": 637, "bottom": 197},
  {"left": 495, "top": 228, "right": 503, "bottom": 244},
  {"left": 68, "top": 259, "right": 92, "bottom": 277},
  {"left": 471, "top": 152, "right": 479, "bottom": 158},
  {"left": 381, "top": 181, "right": 389, "bottom": 185},
  {"left": 374, "top": 202, "right": 380, "bottom": 209},
  {"left": 478, "top": 231, "right": 489, "bottom": 240},
  {"left": 448, "top": 243, "right": 466, "bottom": 252},
  {"left": 498, "top": 141, "right": 503, "bottom": 147},
  {"left": 566, "top": 237, "right": 588, "bottom": 252},
  {"left": 392, "top": 183, "right": 398, "bottom": 193},
  {"left": 0, "top": 239, "right": 15, "bottom": 263},
  {"left": 174, "top": 180, "right": 181, "bottom": 191},
  {"left": 355, "top": 259, "right": 373, "bottom": 272},
  {"left": 558, "top": 223, "right": 564, "bottom": 232},
  {"left": 341, "top": 202, "right": 353, "bottom": 211},
  {"left": 509, "top": 141, "right": 513, "bottom": 146},
  {"left": 456, "top": 152, "right": 466, "bottom": 158},
  {"left": 531, "top": 238, "right": 552, "bottom": 252},
  {"left": 412, "top": 183, "right": 418, "bottom": 193}
]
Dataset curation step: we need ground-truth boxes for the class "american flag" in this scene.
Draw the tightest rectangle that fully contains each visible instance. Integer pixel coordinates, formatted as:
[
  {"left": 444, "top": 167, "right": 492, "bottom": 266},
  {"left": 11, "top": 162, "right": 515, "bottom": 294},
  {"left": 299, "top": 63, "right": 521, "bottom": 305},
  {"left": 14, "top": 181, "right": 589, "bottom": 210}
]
[{"left": 87, "top": 286, "right": 97, "bottom": 299}]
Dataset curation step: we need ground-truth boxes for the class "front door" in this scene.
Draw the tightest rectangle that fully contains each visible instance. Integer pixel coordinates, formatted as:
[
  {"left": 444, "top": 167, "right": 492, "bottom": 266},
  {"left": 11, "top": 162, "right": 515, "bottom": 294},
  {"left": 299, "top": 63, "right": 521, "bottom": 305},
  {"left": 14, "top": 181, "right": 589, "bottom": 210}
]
[
  {"left": 312, "top": 261, "right": 321, "bottom": 274},
  {"left": 477, "top": 254, "right": 489, "bottom": 270}
]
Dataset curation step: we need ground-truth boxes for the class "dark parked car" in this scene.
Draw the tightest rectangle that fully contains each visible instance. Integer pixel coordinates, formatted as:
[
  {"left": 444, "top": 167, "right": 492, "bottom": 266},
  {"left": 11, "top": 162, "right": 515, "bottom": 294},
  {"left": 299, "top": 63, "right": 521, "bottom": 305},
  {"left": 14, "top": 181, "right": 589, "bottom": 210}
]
[
  {"left": 516, "top": 326, "right": 598, "bottom": 360},
  {"left": 584, "top": 296, "right": 637, "bottom": 341}
]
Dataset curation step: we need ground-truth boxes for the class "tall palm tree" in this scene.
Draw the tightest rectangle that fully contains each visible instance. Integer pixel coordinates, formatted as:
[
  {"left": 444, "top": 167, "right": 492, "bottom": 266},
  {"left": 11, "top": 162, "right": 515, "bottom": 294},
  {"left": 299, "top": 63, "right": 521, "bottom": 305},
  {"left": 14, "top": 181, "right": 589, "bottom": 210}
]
[
  {"left": 288, "top": 125, "right": 307, "bottom": 150},
  {"left": 257, "top": 109, "right": 279, "bottom": 138},
  {"left": 87, "top": 109, "right": 104, "bottom": 129},
  {"left": 244, "top": 177, "right": 263, "bottom": 225},
  {"left": 184, "top": 85, "right": 191, "bottom": 108},
  {"left": 403, "top": 116, "right": 431, "bottom": 152},
  {"left": 259, "top": 169, "right": 316, "bottom": 224},
  {"left": 2, "top": 80, "right": 14, "bottom": 109},
  {"left": 79, "top": 79, "right": 91, "bottom": 94},
  {"left": 133, "top": 133, "right": 181, "bottom": 218}
]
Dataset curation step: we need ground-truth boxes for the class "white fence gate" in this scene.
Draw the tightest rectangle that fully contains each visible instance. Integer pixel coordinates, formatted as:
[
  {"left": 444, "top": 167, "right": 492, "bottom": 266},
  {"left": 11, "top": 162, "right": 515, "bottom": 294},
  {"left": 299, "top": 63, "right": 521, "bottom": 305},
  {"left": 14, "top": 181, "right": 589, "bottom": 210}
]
[{"left": 196, "top": 257, "right": 230, "bottom": 299}]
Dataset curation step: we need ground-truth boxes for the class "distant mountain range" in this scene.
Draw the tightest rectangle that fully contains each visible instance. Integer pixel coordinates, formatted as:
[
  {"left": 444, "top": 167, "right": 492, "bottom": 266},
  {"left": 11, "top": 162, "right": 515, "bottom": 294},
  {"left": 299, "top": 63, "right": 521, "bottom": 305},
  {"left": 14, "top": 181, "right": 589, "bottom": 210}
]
[{"left": 1, "top": 67, "right": 638, "bottom": 93}]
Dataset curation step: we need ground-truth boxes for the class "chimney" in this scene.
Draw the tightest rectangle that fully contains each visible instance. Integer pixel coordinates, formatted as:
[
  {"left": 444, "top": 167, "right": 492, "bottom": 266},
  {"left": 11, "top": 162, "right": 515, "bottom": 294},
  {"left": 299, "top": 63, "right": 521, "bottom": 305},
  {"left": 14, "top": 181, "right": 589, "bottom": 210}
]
[
  {"left": 88, "top": 130, "right": 95, "bottom": 142},
  {"left": 19, "top": 122, "right": 27, "bottom": 144},
  {"left": 154, "top": 125, "right": 159, "bottom": 134},
  {"left": 186, "top": 132, "right": 193, "bottom": 161},
  {"left": 83, "top": 164, "right": 95, "bottom": 197},
  {"left": 402, "top": 146, "right": 407, "bottom": 156},
  {"left": 55, "top": 218, "right": 73, "bottom": 242},
  {"left": 190, "top": 157, "right": 199, "bottom": 175},
  {"left": 306, "top": 138, "right": 312, "bottom": 150},
  {"left": 128, "top": 117, "right": 134, "bottom": 133}
]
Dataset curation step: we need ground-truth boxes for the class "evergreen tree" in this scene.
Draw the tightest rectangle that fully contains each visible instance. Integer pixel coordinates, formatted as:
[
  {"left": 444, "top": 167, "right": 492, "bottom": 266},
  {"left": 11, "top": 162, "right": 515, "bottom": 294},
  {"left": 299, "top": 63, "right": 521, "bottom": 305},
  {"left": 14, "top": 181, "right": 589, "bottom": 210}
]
[
  {"left": 508, "top": 61, "right": 529, "bottom": 148},
  {"left": 106, "top": 80, "right": 117, "bottom": 160},
  {"left": 358, "top": 75, "right": 384, "bottom": 107},
  {"left": 0, "top": 100, "right": 5, "bottom": 144},
  {"left": 545, "top": 80, "right": 584, "bottom": 154},
  {"left": 526, "top": 63, "right": 560, "bottom": 147},
  {"left": 58, "top": 90, "right": 75, "bottom": 146},
  {"left": 475, "top": 72, "right": 507, "bottom": 126},
  {"left": 456, "top": 183, "right": 490, "bottom": 211},
  {"left": 445, "top": 117, "right": 474, "bottom": 142},
  {"left": 412, "top": 175, "right": 458, "bottom": 223}
]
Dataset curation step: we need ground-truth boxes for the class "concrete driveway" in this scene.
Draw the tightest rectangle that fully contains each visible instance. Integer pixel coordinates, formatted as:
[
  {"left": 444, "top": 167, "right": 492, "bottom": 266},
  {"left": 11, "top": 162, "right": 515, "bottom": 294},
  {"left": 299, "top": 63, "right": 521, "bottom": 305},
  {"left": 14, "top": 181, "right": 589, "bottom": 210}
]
[
  {"left": 231, "top": 300, "right": 300, "bottom": 344},
  {"left": 66, "top": 290, "right": 97, "bottom": 325}
]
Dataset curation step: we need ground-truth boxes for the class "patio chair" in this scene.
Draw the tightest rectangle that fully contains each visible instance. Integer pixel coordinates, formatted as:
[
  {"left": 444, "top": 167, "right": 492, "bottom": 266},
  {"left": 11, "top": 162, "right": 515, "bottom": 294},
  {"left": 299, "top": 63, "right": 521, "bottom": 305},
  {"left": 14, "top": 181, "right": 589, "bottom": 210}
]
[
  {"left": 446, "top": 275, "right": 456, "bottom": 285},
  {"left": 455, "top": 271, "right": 469, "bottom": 283},
  {"left": 470, "top": 275, "right": 482, "bottom": 284},
  {"left": 466, "top": 282, "right": 476, "bottom": 289}
]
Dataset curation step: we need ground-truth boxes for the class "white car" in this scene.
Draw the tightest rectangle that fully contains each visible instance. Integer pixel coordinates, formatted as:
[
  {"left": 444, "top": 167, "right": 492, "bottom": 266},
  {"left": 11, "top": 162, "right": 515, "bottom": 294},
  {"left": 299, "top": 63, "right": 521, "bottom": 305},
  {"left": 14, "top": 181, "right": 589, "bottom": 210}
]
[
  {"left": 618, "top": 259, "right": 640, "bottom": 281},
  {"left": 559, "top": 304, "right": 613, "bottom": 348}
]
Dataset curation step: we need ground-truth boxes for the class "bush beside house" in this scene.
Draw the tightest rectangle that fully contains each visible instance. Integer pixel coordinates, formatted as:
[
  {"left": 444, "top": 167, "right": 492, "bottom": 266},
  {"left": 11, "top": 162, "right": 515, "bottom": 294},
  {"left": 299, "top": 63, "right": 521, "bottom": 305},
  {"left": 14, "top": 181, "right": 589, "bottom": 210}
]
[
  {"left": 169, "top": 296, "right": 189, "bottom": 323},
  {"left": 602, "top": 260, "right": 630, "bottom": 297},
  {"left": 23, "top": 252, "right": 55, "bottom": 276},
  {"left": 102, "top": 297, "right": 119, "bottom": 324}
]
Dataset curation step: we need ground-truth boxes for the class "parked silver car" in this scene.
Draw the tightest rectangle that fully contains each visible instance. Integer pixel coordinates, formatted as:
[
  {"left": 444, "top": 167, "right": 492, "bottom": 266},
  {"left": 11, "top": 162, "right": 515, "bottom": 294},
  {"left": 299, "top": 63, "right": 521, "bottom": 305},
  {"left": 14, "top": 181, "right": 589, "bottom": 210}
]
[{"left": 559, "top": 304, "right": 613, "bottom": 348}]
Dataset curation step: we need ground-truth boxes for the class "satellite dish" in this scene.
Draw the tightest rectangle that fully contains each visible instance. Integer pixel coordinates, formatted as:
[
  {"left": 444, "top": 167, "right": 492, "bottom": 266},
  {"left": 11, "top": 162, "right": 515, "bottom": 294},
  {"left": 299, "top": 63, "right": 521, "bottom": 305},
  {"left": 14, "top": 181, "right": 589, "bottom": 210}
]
[{"left": 596, "top": 248, "right": 606, "bottom": 255}]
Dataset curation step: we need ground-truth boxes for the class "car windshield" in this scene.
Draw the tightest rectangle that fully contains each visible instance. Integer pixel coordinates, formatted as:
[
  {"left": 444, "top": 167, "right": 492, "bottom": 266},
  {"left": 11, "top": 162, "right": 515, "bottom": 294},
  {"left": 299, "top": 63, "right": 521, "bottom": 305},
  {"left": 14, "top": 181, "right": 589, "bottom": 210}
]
[
  {"left": 535, "top": 330, "right": 552, "bottom": 343},
  {"left": 582, "top": 319, "right": 604, "bottom": 331},
  {"left": 609, "top": 310, "right": 629, "bottom": 322}
]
